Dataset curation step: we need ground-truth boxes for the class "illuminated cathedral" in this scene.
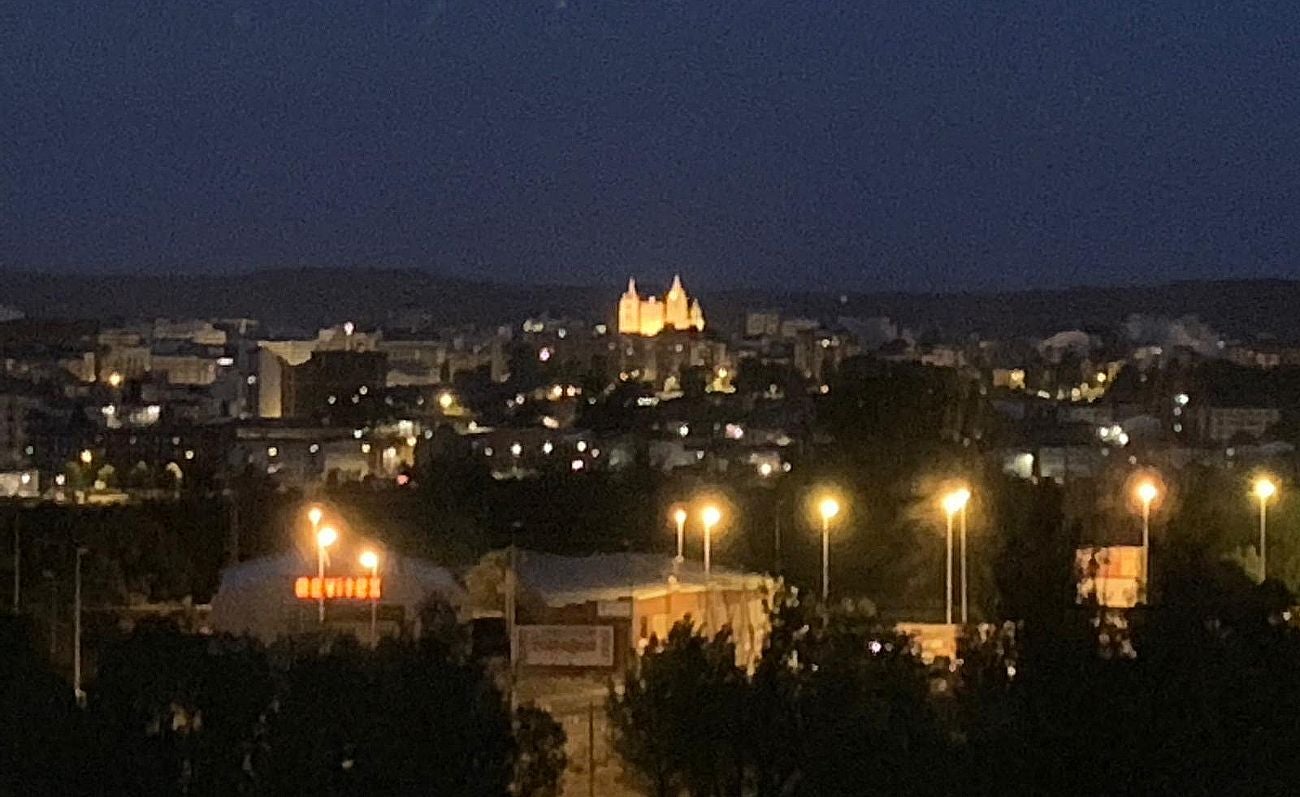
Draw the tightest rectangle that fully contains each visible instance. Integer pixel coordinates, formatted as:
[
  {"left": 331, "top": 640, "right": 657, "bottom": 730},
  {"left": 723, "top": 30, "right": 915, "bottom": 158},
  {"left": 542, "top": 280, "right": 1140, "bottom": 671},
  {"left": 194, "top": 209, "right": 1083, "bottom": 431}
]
[{"left": 617, "top": 275, "right": 706, "bottom": 336}]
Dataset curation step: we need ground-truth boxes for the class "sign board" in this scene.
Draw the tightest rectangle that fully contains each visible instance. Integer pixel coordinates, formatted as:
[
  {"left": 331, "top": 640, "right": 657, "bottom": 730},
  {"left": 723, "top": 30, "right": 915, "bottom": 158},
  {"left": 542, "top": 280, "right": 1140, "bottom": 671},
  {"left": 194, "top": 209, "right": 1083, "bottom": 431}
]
[
  {"left": 1076, "top": 546, "right": 1142, "bottom": 608},
  {"left": 896, "top": 623, "right": 959, "bottom": 664},
  {"left": 597, "top": 599, "right": 633, "bottom": 618},
  {"left": 293, "top": 576, "right": 383, "bottom": 601},
  {"left": 516, "top": 625, "right": 615, "bottom": 668}
]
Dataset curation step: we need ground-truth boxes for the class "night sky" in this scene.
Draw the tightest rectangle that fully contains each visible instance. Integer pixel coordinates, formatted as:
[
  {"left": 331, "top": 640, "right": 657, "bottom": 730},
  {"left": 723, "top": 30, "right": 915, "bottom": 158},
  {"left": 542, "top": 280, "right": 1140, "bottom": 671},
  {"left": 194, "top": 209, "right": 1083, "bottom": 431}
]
[{"left": 3, "top": 0, "right": 1299, "bottom": 291}]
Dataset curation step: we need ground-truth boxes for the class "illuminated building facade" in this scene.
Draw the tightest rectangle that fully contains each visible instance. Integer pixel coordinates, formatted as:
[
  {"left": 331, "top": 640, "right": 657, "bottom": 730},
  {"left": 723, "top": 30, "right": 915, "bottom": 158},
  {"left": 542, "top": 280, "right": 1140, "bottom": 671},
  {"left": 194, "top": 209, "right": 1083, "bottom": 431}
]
[{"left": 618, "top": 275, "right": 705, "bottom": 336}]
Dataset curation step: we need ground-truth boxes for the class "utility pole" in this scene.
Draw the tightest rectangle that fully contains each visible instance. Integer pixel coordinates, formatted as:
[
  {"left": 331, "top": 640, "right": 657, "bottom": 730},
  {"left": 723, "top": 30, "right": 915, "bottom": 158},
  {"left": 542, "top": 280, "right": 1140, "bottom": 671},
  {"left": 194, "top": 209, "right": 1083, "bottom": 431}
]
[
  {"left": 11, "top": 512, "right": 20, "bottom": 614},
  {"left": 73, "top": 546, "right": 87, "bottom": 707}
]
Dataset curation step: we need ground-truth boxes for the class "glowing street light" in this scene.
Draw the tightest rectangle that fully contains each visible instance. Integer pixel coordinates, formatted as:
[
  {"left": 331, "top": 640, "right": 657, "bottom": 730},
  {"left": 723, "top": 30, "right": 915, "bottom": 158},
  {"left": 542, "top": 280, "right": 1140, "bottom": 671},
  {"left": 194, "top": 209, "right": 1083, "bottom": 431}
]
[
  {"left": 671, "top": 507, "right": 688, "bottom": 563},
  {"left": 360, "top": 549, "right": 380, "bottom": 645},
  {"left": 1135, "top": 480, "right": 1158, "bottom": 601},
  {"left": 1254, "top": 477, "right": 1278, "bottom": 582},
  {"left": 316, "top": 526, "right": 338, "bottom": 623},
  {"left": 817, "top": 497, "right": 841, "bottom": 601},
  {"left": 700, "top": 506, "right": 722, "bottom": 577},
  {"left": 941, "top": 488, "right": 971, "bottom": 625},
  {"left": 79, "top": 449, "right": 93, "bottom": 466},
  {"left": 307, "top": 505, "right": 324, "bottom": 529},
  {"left": 700, "top": 505, "right": 722, "bottom": 631}
]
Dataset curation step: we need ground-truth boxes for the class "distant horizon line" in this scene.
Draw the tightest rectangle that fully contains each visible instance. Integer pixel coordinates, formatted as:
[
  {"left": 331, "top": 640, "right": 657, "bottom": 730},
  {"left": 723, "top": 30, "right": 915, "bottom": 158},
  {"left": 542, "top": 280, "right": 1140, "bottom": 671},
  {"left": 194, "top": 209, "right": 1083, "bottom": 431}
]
[{"left": 0, "top": 263, "right": 1297, "bottom": 299}]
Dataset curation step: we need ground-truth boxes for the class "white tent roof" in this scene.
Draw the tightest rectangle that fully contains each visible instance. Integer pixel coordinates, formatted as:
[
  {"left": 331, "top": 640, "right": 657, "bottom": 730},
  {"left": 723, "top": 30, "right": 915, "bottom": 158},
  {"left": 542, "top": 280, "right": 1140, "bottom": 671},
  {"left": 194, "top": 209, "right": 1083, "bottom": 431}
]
[{"left": 513, "top": 550, "right": 773, "bottom": 605}]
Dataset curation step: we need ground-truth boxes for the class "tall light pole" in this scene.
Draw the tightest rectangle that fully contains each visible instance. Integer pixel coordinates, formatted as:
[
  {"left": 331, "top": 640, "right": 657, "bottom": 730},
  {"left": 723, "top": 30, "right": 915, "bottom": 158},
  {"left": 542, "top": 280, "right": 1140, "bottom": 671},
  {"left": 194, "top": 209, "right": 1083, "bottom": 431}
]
[
  {"left": 817, "top": 497, "right": 840, "bottom": 601},
  {"left": 672, "top": 507, "right": 687, "bottom": 563},
  {"left": 11, "top": 513, "right": 20, "bottom": 614},
  {"left": 1136, "top": 480, "right": 1158, "bottom": 602},
  {"left": 942, "top": 489, "right": 970, "bottom": 625},
  {"left": 943, "top": 488, "right": 972, "bottom": 624},
  {"left": 73, "top": 546, "right": 87, "bottom": 706},
  {"left": 700, "top": 505, "right": 721, "bottom": 631},
  {"left": 316, "top": 526, "right": 338, "bottom": 624},
  {"left": 360, "top": 549, "right": 380, "bottom": 645},
  {"left": 1254, "top": 478, "right": 1277, "bottom": 582}
]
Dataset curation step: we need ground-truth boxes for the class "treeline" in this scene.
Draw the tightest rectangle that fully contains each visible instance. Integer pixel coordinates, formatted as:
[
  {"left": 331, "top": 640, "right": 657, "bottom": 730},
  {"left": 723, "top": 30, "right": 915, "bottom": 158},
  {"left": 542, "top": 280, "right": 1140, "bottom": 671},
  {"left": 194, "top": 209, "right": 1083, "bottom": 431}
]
[
  {"left": 0, "top": 605, "right": 566, "bottom": 797},
  {"left": 611, "top": 568, "right": 1300, "bottom": 796}
]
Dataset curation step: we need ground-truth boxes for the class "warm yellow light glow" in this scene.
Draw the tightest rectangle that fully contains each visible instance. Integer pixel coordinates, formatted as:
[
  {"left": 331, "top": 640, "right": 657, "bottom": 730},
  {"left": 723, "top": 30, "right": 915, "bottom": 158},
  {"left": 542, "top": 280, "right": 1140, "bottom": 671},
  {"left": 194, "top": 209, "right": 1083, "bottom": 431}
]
[
  {"left": 1136, "top": 481, "right": 1158, "bottom": 505},
  {"left": 317, "top": 526, "right": 338, "bottom": 548},
  {"left": 107, "top": 372, "right": 123, "bottom": 388},
  {"left": 1254, "top": 478, "right": 1278, "bottom": 501},
  {"left": 79, "top": 449, "right": 93, "bottom": 465},
  {"left": 701, "top": 505, "right": 722, "bottom": 528},
  {"left": 438, "top": 391, "right": 454, "bottom": 410},
  {"left": 819, "top": 497, "right": 841, "bottom": 522},
  {"left": 618, "top": 276, "right": 706, "bottom": 336},
  {"left": 672, "top": 508, "right": 687, "bottom": 526},
  {"left": 1096, "top": 372, "right": 1107, "bottom": 383},
  {"left": 307, "top": 506, "right": 324, "bottom": 527},
  {"left": 758, "top": 462, "right": 774, "bottom": 477},
  {"left": 942, "top": 487, "right": 971, "bottom": 516},
  {"left": 359, "top": 550, "right": 379, "bottom": 571}
]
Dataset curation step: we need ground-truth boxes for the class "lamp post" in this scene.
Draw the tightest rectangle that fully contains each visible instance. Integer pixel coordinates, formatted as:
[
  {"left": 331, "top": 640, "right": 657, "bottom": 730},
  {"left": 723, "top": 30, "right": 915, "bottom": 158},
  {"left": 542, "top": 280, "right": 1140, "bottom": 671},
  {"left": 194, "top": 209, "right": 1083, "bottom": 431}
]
[
  {"left": 817, "top": 497, "right": 840, "bottom": 601},
  {"left": 11, "top": 514, "right": 19, "bottom": 614},
  {"left": 1136, "top": 480, "right": 1158, "bottom": 601},
  {"left": 700, "top": 505, "right": 721, "bottom": 631},
  {"left": 360, "top": 549, "right": 380, "bottom": 645},
  {"left": 941, "top": 489, "right": 970, "bottom": 625},
  {"left": 316, "top": 526, "right": 338, "bottom": 624},
  {"left": 1254, "top": 478, "right": 1277, "bottom": 582},
  {"left": 672, "top": 507, "right": 687, "bottom": 563},
  {"left": 73, "top": 546, "right": 87, "bottom": 706}
]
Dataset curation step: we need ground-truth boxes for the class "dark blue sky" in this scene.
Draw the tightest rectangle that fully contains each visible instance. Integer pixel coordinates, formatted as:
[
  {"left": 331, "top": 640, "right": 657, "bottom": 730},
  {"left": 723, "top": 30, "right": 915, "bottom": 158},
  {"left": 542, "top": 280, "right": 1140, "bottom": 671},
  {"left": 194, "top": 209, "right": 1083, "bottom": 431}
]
[{"left": 3, "top": 0, "right": 1299, "bottom": 291}]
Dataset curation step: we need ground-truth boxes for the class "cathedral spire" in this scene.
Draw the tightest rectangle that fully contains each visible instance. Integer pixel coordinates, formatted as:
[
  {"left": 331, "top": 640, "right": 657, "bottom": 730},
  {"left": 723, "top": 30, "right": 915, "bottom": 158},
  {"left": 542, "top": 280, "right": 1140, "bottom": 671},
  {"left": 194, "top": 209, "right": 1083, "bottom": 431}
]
[{"left": 626, "top": 277, "right": 638, "bottom": 296}]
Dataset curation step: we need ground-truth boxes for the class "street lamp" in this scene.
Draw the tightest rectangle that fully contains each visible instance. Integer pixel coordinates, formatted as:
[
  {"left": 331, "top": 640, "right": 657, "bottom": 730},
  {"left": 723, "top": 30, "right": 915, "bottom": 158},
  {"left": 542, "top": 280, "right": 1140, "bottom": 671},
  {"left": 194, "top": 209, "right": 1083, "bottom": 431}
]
[
  {"left": 1253, "top": 478, "right": 1278, "bottom": 582},
  {"left": 316, "top": 526, "right": 338, "bottom": 624},
  {"left": 942, "top": 488, "right": 971, "bottom": 625},
  {"left": 73, "top": 546, "right": 87, "bottom": 706},
  {"left": 1135, "top": 480, "right": 1158, "bottom": 601},
  {"left": 307, "top": 505, "right": 324, "bottom": 530},
  {"left": 817, "top": 497, "right": 840, "bottom": 601},
  {"left": 672, "top": 507, "right": 687, "bottom": 563},
  {"left": 700, "top": 505, "right": 722, "bottom": 632},
  {"left": 11, "top": 514, "right": 20, "bottom": 615},
  {"left": 360, "top": 549, "right": 380, "bottom": 645}
]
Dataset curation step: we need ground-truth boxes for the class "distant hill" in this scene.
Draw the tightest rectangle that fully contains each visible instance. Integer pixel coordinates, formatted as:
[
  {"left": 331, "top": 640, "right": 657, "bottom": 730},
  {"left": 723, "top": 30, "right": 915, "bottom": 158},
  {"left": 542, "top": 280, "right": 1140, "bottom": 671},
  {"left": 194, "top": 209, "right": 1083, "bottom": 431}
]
[{"left": 2, "top": 268, "right": 1298, "bottom": 342}]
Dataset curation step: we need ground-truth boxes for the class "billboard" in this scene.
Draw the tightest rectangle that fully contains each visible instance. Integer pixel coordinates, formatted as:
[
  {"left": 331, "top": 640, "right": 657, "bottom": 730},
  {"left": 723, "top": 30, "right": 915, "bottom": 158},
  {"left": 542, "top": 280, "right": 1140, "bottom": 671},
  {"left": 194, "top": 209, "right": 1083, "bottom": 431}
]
[
  {"left": 1076, "top": 546, "right": 1143, "bottom": 608},
  {"left": 293, "top": 576, "right": 383, "bottom": 600},
  {"left": 896, "top": 623, "right": 959, "bottom": 664},
  {"left": 516, "top": 625, "right": 615, "bottom": 668}
]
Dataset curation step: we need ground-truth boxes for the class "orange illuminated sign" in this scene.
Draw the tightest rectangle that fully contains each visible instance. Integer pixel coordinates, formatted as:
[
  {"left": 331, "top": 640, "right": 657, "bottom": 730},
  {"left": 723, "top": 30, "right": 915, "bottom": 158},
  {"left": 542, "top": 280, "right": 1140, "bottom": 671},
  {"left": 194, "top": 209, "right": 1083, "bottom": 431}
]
[{"left": 294, "top": 576, "right": 383, "bottom": 600}]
